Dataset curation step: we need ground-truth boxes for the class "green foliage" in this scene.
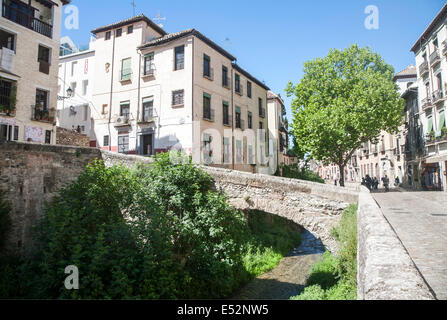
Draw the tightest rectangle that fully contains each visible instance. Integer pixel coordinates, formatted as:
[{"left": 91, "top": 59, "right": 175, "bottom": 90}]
[
  {"left": 286, "top": 45, "right": 404, "bottom": 185},
  {"left": 241, "top": 211, "right": 301, "bottom": 280},
  {"left": 0, "top": 153, "right": 302, "bottom": 299},
  {"left": 291, "top": 204, "right": 358, "bottom": 300},
  {"left": 279, "top": 164, "right": 325, "bottom": 184}
]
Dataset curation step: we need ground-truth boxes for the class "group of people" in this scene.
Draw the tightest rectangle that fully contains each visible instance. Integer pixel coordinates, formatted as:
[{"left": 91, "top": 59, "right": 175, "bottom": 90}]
[{"left": 361, "top": 175, "right": 398, "bottom": 192}]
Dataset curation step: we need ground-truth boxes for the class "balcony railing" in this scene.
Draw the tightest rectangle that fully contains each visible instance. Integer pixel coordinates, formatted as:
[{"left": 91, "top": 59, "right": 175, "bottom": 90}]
[
  {"left": 421, "top": 97, "right": 433, "bottom": 110},
  {"left": 31, "top": 105, "right": 55, "bottom": 123},
  {"left": 203, "top": 108, "right": 215, "bottom": 122},
  {"left": 142, "top": 63, "right": 155, "bottom": 77},
  {"left": 419, "top": 61, "right": 429, "bottom": 76},
  {"left": 2, "top": 3, "right": 53, "bottom": 38},
  {"left": 139, "top": 114, "right": 157, "bottom": 124},
  {"left": 429, "top": 49, "right": 441, "bottom": 65},
  {"left": 443, "top": 40, "right": 447, "bottom": 56},
  {"left": 432, "top": 89, "right": 444, "bottom": 103}
]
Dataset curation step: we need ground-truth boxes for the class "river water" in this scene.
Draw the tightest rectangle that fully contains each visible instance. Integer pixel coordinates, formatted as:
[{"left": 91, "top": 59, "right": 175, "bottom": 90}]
[{"left": 232, "top": 230, "right": 326, "bottom": 300}]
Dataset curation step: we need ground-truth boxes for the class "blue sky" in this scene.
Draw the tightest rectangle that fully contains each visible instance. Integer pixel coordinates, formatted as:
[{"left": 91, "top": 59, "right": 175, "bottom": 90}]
[{"left": 63, "top": 0, "right": 446, "bottom": 124}]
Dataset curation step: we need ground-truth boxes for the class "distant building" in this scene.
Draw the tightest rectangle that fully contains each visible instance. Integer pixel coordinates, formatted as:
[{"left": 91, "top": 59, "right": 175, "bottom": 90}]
[
  {"left": 0, "top": 0, "right": 70, "bottom": 145},
  {"left": 57, "top": 37, "right": 96, "bottom": 146},
  {"left": 410, "top": 3, "right": 447, "bottom": 192},
  {"left": 267, "top": 91, "right": 290, "bottom": 168}
]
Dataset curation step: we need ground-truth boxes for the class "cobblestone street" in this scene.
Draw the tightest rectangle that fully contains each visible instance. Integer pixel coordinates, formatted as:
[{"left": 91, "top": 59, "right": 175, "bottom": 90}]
[{"left": 373, "top": 190, "right": 447, "bottom": 300}]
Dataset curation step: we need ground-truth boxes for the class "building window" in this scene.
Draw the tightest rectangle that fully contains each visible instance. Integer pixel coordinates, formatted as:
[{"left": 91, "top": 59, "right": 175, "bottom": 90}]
[
  {"left": 143, "top": 53, "right": 154, "bottom": 76},
  {"left": 120, "top": 101, "right": 130, "bottom": 118},
  {"left": 235, "top": 74, "right": 241, "bottom": 94},
  {"left": 70, "top": 82, "right": 77, "bottom": 95},
  {"left": 105, "top": 31, "right": 111, "bottom": 40},
  {"left": 121, "top": 58, "right": 132, "bottom": 81},
  {"left": 248, "top": 112, "right": 252, "bottom": 129},
  {"left": 172, "top": 90, "right": 184, "bottom": 107},
  {"left": 203, "top": 133, "right": 212, "bottom": 164},
  {"left": 222, "top": 66, "right": 229, "bottom": 88},
  {"left": 203, "top": 93, "right": 212, "bottom": 120},
  {"left": 223, "top": 101, "right": 230, "bottom": 126},
  {"left": 38, "top": 45, "right": 51, "bottom": 74},
  {"left": 45, "top": 130, "right": 51, "bottom": 144},
  {"left": 0, "top": 124, "right": 13, "bottom": 141},
  {"left": 82, "top": 80, "right": 88, "bottom": 96},
  {"left": 223, "top": 137, "right": 230, "bottom": 163},
  {"left": 118, "top": 135, "right": 129, "bottom": 154},
  {"left": 0, "top": 29, "right": 15, "bottom": 51},
  {"left": 258, "top": 98, "right": 265, "bottom": 117},
  {"left": 203, "top": 54, "right": 211, "bottom": 78},
  {"left": 103, "top": 135, "right": 109, "bottom": 147},
  {"left": 71, "top": 61, "right": 77, "bottom": 76},
  {"left": 236, "top": 140, "right": 243, "bottom": 163},
  {"left": 102, "top": 104, "right": 108, "bottom": 115},
  {"left": 235, "top": 106, "right": 242, "bottom": 129},
  {"left": 247, "top": 81, "right": 252, "bottom": 98},
  {"left": 0, "top": 79, "right": 14, "bottom": 113},
  {"left": 142, "top": 97, "right": 154, "bottom": 122},
  {"left": 116, "top": 28, "right": 122, "bottom": 37},
  {"left": 175, "top": 45, "right": 185, "bottom": 70},
  {"left": 128, "top": 25, "right": 133, "bottom": 34},
  {"left": 35, "top": 89, "right": 49, "bottom": 110},
  {"left": 13, "top": 126, "right": 18, "bottom": 141}
]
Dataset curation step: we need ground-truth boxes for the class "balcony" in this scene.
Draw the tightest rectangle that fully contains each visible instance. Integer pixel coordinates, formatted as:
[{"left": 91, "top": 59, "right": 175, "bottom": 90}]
[
  {"left": 429, "top": 49, "right": 441, "bottom": 66},
  {"left": 432, "top": 89, "right": 444, "bottom": 104},
  {"left": 203, "top": 108, "right": 215, "bottom": 122},
  {"left": 443, "top": 40, "right": 447, "bottom": 56},
  {"left": 138, "top": 114, "right": 157, "bottom": 124},
  {"left": 2, "top": 2, "right": 53, "bottom": 38},
  {"left": 31, "top": 105, "right": 55, "bottom": 123},
  {"left": 421, "top": 97, "right": 433, "bottom": 110},
  {"left": 419, "top": 61, "right": 429, "bottom": 77}
]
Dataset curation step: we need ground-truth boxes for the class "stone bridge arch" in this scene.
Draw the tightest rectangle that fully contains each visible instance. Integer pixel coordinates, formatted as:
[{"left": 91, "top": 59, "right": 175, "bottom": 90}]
[{"left": 204, "top": 167, "right": 359, "bottom": 253}]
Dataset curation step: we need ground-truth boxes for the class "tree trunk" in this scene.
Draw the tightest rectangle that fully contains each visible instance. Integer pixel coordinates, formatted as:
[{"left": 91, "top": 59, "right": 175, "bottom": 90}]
[{"left": 338, "top": 164, "right": 345, "bottom": 187}]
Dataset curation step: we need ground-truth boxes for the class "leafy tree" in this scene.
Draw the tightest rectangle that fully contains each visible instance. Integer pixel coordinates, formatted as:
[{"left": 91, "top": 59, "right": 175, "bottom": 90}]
[{"left": 286, "top": 44, "right": 404, "bottom": 186}]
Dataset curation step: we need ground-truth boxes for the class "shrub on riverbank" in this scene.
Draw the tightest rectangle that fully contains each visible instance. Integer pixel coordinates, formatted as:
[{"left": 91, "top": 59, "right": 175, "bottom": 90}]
[
  {"left": 291, "top": 204, "right": 358, "bottom": 300},
  {"left": 278, "top": 164, "right": 325, "bottom": 184}
]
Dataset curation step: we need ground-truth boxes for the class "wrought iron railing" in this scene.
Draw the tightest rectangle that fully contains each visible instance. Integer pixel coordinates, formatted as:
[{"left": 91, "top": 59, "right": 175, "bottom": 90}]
[
  {"left": 419, "top": 61, "right": 429, "bottom": 76},
  {"left": 31, "top": 105, "right": 55, "bottom": 123},
  {"left": 2, "top": 3, "right": 53, "bottom": 38},
  {"left": 429, "top": 49, "right": 441, "bottom": 65}
]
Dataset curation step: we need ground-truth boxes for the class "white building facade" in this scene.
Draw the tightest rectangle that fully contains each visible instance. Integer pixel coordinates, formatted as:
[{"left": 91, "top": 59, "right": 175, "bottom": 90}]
[
  {"left": 1, "top": 0, "right": 69, "bottom": 145},
  {"left": 411, "top": 3, "right": 447, "bottom": 192},
  {"left": 81, "top": 15, "right": 272, "bottom": 174}
]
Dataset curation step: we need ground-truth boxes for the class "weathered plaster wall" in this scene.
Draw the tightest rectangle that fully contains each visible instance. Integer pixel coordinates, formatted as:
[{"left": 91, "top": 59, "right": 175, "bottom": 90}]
[{"left": 357, "top": 186, "right": 434, "bottom": 300}]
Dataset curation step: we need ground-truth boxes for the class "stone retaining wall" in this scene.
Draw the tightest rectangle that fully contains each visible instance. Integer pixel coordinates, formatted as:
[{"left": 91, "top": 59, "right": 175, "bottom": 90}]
[{"left": 357, "top": 187, "right": 434, "bottom": 300}]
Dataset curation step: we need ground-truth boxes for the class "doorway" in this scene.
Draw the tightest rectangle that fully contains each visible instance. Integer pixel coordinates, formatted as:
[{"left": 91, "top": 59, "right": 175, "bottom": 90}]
[{"left": 141, "top": 134, "right": 153, "bottom": 156}]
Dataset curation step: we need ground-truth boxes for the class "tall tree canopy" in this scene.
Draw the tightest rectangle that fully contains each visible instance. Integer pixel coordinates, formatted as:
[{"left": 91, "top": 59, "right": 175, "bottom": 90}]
[{"left": 286, "top": 44, "right": 404, "bottom": 186}]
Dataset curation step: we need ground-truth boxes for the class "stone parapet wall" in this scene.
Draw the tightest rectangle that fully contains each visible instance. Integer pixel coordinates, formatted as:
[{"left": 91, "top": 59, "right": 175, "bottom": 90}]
[
  {"left": 357, "top": 187, "right": 434, "bottom": 300},
  {"left": 56, "top": 127, "right": 91, "bottom": 147}
]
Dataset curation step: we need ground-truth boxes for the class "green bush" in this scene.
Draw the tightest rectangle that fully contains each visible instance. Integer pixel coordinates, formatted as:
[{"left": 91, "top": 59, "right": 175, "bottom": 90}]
[
  {"left": 279, "top": 164, "right": 325, "bottom": 184},
  {"left": 291, "top": 204, "right": 358, "bottom": 300}
]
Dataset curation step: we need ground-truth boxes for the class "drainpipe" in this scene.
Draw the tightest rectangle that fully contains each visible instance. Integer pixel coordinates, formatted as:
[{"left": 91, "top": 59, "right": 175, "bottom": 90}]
[
  {"left": 192, "top": 37, "right": 195, "bottom": 159},
  {"left": 231, "top": 64, "right": 235, "bottom": 170},
  {"left": 107, "top": 30, "right": 116, "bottom": 152},
  {"left": 136, "top": 48, "right": 142, "bottom": 154}
]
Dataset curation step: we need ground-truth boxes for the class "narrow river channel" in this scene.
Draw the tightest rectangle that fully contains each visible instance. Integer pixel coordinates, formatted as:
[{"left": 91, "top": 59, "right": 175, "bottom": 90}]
[{"left": 232, "top": 230, "right": 326, "bottom": 300}]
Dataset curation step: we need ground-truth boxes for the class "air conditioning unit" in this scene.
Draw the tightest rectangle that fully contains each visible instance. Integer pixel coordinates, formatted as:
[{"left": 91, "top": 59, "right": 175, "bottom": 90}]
[{"left": 115, "top": 115, "right": 129, "bottom": 125}]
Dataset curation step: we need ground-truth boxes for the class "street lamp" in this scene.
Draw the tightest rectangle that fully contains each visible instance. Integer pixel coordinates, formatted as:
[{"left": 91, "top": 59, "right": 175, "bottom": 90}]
[{"left": 58, "top": 87, "right": 73, "bottom": 100}]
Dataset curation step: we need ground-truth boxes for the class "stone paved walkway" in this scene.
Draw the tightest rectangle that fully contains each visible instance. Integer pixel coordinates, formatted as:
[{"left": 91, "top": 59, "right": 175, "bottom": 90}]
[
  {"left": 372, "top": 190, "right": 447, "bottom": 300},
  {"left": 232, "top": 230, "right": 325, "bottom": 300}
]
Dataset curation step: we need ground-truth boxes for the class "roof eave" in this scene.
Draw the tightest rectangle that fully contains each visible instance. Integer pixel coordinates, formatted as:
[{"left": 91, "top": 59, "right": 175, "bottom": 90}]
[{"left": 410, "top": 4, "right": 447, "bottom": 53}]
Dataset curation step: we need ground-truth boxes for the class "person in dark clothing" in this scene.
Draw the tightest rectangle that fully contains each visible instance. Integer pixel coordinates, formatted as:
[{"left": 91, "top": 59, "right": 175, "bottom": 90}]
[
  {"left": 382, "top": 175, "right": 390, "bottom": 192},
  {"left": 365, "top": 175, "right": 372, "bottom": 191}
]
